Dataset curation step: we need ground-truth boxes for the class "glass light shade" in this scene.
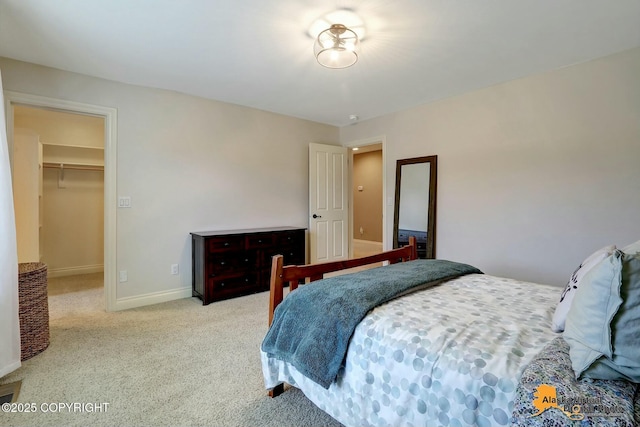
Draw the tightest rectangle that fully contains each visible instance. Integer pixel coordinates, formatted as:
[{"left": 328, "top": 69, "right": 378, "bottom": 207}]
[{"left": 314, "top": 24, "right": 359, "bottom": 69}]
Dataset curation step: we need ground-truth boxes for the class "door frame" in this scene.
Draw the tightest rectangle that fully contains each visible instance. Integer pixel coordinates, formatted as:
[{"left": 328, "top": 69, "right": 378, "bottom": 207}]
[
  {"left": 4, "top": 91, "right": 118, "bottom": 312},
  {"left": 345, "top": 135, "right": 387, "bottom": 258}
]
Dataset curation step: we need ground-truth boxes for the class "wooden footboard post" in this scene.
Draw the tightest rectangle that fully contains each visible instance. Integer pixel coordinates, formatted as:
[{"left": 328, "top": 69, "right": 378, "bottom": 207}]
[
  {"left": 408, "top": 236, "right": 418, "bottom": 260},
  {"left": 268, "top": 255, "right": 286, "bottom": 398},
  {"left": 268, "top": 383, "right": 285, "bottom": 398},
  {"left": 269, "top": 255, "right": 284, "bottom": 326}
]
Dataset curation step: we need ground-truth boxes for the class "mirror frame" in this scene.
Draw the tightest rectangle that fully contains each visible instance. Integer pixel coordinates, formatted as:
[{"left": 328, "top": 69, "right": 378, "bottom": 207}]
[{"left": 392, "top": 155, "right": 437, "bottom": 258}]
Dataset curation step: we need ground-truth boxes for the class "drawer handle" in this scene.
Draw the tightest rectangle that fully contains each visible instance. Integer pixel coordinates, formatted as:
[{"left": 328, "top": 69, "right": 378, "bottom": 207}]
[
  {"left": 220, "top": 282, "right": 225, "bottom": 287},
  {"left": 220, "top": 261, "right": 226, "bottom": 266},
  {"left": 224, "top": 242, "right": 230, "bottom": 247},
  {"left": 258, "top": 239, "right": 262, "bottom": 243}
]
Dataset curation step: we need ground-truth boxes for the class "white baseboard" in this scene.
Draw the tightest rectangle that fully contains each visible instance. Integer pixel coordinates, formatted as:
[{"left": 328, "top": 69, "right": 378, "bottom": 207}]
[
  {"left": 0, "top": 360, "right": 22, "bottom": 378},
  {"left": 48, "top": 264, "right": 104, "bottom": 278},
  {"left": 112, "top": 287, "right": 193, "bottom": 311}
]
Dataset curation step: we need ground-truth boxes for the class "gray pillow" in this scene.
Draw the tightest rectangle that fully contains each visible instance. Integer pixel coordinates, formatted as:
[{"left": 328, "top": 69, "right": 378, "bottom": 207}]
[
  {"left": 582, "top": 251, "right": 640, "bottom": 382},
  {"left": 564, "top": 248, "right": 640, "bottom": 382},
  {"left": 563, "top": 251, "right": 623, "bottom": 378}
]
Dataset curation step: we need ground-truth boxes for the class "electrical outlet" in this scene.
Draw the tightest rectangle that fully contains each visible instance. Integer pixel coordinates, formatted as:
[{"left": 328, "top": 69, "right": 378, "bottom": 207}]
[
  {"left": 171, "top": 264, "right": 179, "bottom": 275},
  {"left": 119, "top": 270, "right": 128, "bottom": 282}
]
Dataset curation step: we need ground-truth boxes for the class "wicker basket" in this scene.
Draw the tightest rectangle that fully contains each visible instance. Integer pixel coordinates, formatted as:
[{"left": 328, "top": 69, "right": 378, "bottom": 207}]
[{"left": 18, "top": 262, "right": 50, "bottom": 361}]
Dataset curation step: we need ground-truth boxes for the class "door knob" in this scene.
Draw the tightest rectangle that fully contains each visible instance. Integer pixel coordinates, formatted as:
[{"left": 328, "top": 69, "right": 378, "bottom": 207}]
[{"left": 313, "top": 214, "right": 322, "bottom": 218}]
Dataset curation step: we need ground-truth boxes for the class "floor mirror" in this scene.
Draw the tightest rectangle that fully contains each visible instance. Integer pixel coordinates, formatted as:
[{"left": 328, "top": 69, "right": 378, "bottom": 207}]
[{"left": 392, "top": 155, "right": 437, "bottom": 258}]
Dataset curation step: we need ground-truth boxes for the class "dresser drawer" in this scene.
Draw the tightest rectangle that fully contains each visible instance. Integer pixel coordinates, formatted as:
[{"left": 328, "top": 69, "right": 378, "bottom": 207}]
[
  {"left": 260, "top": 248, "right": 303, "bottom": 267},
  {"left": 276, "top": 230, "right": 304, "bottom": 247},
  {"left": 246, "top": 233, "right": 274, "bottom": 249},
  {"left": 282, "top": 250, "right": 304, "bottom": 266},
  {"left": 208, "top": 253, "right": 257, "bottom": 275},
  {"left": 207, "top": 273, "right": 258, "bottom": 293},
  {"left": 207, "top": 235, "right": 244, "bottom": 252}
]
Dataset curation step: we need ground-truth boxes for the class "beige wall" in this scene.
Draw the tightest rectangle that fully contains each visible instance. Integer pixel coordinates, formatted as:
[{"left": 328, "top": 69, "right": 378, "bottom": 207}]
[
  {"left": 12, "top": 128, "right": 41, "bottom": 263},
  {"left": 352, "top": 150, "right": 382, "bottom": 242},
  {"left": 3, "top": 46, "right": 639, "bottom": 298},
  {"left": 42, "top": 167, "right": 104, "bottom": 275},
  {"left": 341, "top": 47, "right": 640, "bottom": 286},
  {"left": 1, "top": 56, "right": 339, "bottom": 301}
]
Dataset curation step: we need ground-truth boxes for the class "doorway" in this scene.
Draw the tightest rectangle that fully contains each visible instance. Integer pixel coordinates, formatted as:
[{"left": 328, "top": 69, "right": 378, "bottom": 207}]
[
  {"left": 347, "top": 138, "right": 385, "bottom": 259},
  {"left": 5, "top": 91, "right": 117, "bottom": 311},
  {"left": 13, "top": 106, "right": 104, "bottom": 282}
]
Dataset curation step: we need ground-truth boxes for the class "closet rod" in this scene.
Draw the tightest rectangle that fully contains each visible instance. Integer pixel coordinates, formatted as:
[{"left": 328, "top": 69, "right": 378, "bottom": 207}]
[{"left": 42, "top": 162, "right": 104, "bottom": 172}]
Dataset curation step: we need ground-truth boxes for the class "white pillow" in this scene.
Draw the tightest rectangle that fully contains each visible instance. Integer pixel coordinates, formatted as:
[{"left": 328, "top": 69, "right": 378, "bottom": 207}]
[{"left": 551, "top": 244, "right": 616, "bottom": 332}]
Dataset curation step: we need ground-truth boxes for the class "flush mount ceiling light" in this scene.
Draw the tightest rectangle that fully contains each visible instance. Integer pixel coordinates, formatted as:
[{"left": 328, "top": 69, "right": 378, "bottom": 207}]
[
  {"left": 314, "top": 23, "right": 359, "bottom": 68},
  {"left": 309, "top": 9, "right": 364, "bottom": 69}
]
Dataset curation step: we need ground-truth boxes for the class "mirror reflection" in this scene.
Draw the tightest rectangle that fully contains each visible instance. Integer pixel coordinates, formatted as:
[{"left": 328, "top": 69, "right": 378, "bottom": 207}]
[{"left": 393, "top": 156, "right": 437, "bottom": 258}]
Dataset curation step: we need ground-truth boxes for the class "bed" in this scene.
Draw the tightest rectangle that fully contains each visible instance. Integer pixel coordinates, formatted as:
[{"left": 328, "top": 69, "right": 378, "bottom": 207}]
[{"left": 260, "top": 238, "right": 640, "bottom": 426}]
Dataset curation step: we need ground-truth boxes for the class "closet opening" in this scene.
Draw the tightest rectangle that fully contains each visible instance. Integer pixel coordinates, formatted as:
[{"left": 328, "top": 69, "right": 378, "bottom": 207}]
[{"left": 12, "top": 105, "right": 105, "bottom": 306}]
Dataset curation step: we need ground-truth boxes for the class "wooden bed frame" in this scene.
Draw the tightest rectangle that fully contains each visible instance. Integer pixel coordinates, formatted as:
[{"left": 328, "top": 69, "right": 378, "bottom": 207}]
[{"left": 266, "top": 236, "right": 417, "bottom": 397}]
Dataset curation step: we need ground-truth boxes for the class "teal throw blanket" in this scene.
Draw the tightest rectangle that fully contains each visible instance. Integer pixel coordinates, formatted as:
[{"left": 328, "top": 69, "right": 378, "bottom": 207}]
[{"left": 261, "top": 259, "right": 482, "bottom": 389}]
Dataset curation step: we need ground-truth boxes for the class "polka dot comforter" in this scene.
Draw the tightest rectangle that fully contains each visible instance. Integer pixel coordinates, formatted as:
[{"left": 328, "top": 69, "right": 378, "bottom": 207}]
[{"left": 261, "top": 273, "right": 560, "bottom": 426}]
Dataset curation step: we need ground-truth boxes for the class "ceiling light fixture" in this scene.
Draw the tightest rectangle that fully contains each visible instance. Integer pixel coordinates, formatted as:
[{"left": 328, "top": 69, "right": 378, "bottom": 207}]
[{"left": 314, "top": 23, "right": 359, "bottom": 69}]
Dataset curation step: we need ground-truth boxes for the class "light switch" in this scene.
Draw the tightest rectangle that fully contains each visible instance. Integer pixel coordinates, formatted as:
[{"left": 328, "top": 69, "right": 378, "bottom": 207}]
[{"left": 118, "top": 196, "right": 131, "bottom": 208}]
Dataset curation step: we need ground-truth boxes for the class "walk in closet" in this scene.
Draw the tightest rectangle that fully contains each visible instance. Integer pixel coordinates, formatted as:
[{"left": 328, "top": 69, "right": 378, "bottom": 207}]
[{"left": 12, "top": 106, "right": 105, "bottom": 277}]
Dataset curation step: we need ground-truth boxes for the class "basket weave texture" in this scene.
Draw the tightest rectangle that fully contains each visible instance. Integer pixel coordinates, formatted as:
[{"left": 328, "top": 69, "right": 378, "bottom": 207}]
[{"left": 18, "top": 262, "right": 50, "bottom": 361}]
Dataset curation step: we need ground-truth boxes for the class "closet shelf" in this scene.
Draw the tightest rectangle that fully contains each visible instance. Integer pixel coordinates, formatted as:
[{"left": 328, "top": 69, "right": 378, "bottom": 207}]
[
  {"left": 43, "top": 162, "right": 104, "bottom": 172},
  {"left": 42, "top": 143, "right": 103, "bottom": 150}
]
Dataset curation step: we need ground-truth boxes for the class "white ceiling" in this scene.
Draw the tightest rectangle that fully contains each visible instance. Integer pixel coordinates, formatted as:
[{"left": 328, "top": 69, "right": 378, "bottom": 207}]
[{"left": 1, "top": 0, "right": 639, "bottom": 127}]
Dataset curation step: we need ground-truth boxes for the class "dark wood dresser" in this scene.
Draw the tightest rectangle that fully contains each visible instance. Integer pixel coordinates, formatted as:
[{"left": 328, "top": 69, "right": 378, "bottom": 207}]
[{"left": 191, "top": 226, "right": 306, "bottom": 305}]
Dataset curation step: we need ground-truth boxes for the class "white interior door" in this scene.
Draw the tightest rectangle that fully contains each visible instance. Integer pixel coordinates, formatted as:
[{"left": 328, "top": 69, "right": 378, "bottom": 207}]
[{"left": 309, "top": 143, "right": 348, "bottom": 264}]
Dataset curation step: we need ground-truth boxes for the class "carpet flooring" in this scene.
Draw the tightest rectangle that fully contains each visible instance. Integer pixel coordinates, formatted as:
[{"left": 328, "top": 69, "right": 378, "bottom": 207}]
[{"left": 0, "top": 276, "right": 343, "bottom": 427}]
